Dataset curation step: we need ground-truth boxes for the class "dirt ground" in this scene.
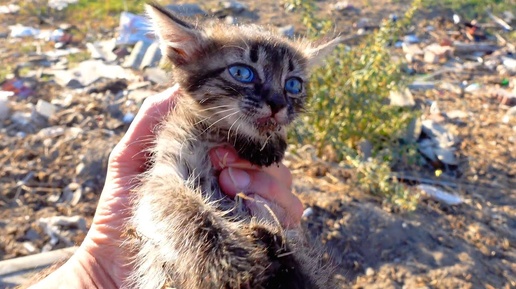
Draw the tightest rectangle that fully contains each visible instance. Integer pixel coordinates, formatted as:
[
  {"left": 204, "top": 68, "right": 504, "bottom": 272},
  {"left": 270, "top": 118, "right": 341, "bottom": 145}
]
[{"left": 1, "top": 0, "right": 515, "bottom": 288}]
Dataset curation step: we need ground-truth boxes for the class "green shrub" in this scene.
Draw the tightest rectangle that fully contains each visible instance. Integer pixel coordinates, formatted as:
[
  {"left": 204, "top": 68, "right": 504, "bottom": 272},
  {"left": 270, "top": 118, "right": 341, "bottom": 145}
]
[{"left": 287, "top": 0, "right": 422, "bottom": 210}]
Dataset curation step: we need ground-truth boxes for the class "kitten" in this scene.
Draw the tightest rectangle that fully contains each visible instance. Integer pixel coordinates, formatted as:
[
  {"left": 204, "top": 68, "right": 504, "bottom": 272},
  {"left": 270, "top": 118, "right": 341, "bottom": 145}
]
[{"left": 127, "top": 3, "right": 340, "bottom": 289}]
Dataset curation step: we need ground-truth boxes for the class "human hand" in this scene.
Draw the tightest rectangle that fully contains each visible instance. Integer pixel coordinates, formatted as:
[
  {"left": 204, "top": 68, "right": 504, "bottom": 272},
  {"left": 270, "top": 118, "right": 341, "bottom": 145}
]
[
  {"left": 209, "top": 146, "right": 303, "bottom": 229},
  {"left": 30, "top": 86, "right": 303, "bottom": 288}
]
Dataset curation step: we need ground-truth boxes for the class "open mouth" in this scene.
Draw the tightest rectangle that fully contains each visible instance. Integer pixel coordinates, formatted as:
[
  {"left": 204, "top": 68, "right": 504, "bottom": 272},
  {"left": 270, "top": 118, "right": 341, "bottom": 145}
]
[{"left": 255, "top": 117, "right": 280, "bottom": 134}]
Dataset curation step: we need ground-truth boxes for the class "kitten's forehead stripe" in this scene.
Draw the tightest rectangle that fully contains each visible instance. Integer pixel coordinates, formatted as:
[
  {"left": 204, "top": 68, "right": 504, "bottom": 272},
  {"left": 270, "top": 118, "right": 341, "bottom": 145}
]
[
  {"left": 186, "top": 67, "right": 226, "bottom": 92},
  {"left": 249, "top": 44, "right": 259, "bottom": 63}
]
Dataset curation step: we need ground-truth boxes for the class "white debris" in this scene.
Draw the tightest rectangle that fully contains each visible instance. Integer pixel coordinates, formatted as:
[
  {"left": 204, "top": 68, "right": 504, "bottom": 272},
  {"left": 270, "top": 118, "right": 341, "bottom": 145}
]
[
  {"left": 302, "top": 207, "right": 314, "bottom": 218},
  {"left": 389, "top": 87, "right": 415, "bottom": 107},
  {"left": 9, "top": 24, "right": 40, "bottom": 38},
  {"left": 123, "top": 112, "right": 135, "bottom": 124},
  {"left": 0, "top": 4, "right": 20, "bottom": 14},
  {"left": 48, "top": 0, "right": 79, "bottom": 10},
  {"left": 0, "top": 93, "right": 10, "bottom": 121},
  {"left": 417, "top": 184, "right": 463, "bottom": 205},
  {"left": 35, "top": 100, "right": 57, "bottom": 119},
  {"left": 38, "top": 126, "right": 66, "bottom": 138},
  {"left": 502, "top": 106, "right": 516, "bottom": 124}
]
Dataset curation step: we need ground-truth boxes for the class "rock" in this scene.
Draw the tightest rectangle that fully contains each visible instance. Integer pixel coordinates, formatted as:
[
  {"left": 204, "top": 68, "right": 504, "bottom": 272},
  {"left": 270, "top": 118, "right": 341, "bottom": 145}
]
[
  {"left": 365, "top": 267, "right": 375, "bottom": 276},
  {"left": 434, "top": 146, "right": 458, "bottom": 165},
  {"left": 446, "top": 110, "right": 469, "bottom": 119},
  {"left": 123, "top": 112, "right": 135, "bottom": 124},
  {"left": 37, "top": 126, "right": 65, "bottom": 138},
  {"left": 166, "top": 3, "right": 206, "bottom": 17},
  {"left": 62, "top": 183, "right": 82, "bottom": 206},
  {"left": 502, "top": 57, "right": 516, "bottom": 73},
  {"left": 221, "top": 1, "right": 247, "bottom": 14},
  {"left": 144, "top": 67, "right": 169, "bottom": 85},
  {"left": 53, "top": 60, "right": 136, "bottom": 88},
  {"left": 421, "top": 120, "right": 456, "bottom": 148},
  {"left": 389, "top": 87, "right": 415, "bottom": 107},
  {"left": 35, "top": 100, "right": 57, "bottom": 119},
  {"left": 355, "top": 18, "right": 370, "bottom": 29},
  {"left": 302, "top": 207, "right": 314, "bottom": 218},
  {"left": 418, "top": 139, "right": 438, "bottom": 162},
  {"left": 225, "top": 15, "right": 236, "bottom": 25},
  {"left": 439, "top": 82, "right": 462, "bottom": 94},
  {"left": 424, "top": 50, "right": 439, "bottom": 64},
  {"left": 24, "top": 229, "right": 40, "bottom": 241},
  {"left": 402, "top": 43, "right": 423, "bottom": 55},
  {"left": 278, "top": 25, "right": 295, "bottom": 38},
  {"left": 22, "top": 242, "right": 37, "bottom": 253},
  {"left": 39, "top": 215, "right": 87, "bottom": 231},
  {"left": 408, "top": 81, "right": 435, "bottom": 90},
  {"left": 0, "top": 4, "right": 20, "bottom": 14},
  {"left": 86, "top": 39, "right": 117, "bottom": 62},
  {"left": 0, "top": 93, "right": 10, "bottom": 121},
  {"left": 332, "top": 1, "right": 359, "bottom": 13},
  {"left": 11, "top": 112, "right": 32, "bottom": 126},
  {"left": 423, "top": 43, "right": 452, "bottom": 64},
  {"left": 48, "top": 0, "right": 78, "bottom": 10},
  {"left": 502, "top": 106, "right": 516, "bottom": 124}
]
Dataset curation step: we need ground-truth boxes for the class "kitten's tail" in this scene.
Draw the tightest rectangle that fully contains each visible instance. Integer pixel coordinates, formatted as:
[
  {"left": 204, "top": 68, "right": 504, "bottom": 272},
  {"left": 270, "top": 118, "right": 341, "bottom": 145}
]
[{"left": 126, "top": 174, "right": 325, "bottom": 289}]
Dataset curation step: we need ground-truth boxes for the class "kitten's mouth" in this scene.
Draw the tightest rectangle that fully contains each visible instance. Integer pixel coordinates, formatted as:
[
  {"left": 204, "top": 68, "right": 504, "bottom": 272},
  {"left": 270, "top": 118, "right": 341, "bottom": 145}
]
[{"left": 255, "top": 117, "right": 280, "bottom": 134}]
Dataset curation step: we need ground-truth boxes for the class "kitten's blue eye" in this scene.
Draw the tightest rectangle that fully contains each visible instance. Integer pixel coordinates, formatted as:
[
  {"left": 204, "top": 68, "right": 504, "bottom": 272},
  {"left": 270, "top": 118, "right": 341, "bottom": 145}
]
[
  {"left": 228, "top": 65, "right": 254, "bottom": 83},
  {"left": 285, "top": 78, "right": 302, "bottom": 94}
]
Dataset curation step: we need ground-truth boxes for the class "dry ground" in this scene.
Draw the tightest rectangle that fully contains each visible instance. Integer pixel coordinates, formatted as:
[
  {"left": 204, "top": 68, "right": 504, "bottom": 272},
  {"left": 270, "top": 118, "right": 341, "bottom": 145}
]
[{"left": 1, "top": 0, "right": 515, "bottom": 288}]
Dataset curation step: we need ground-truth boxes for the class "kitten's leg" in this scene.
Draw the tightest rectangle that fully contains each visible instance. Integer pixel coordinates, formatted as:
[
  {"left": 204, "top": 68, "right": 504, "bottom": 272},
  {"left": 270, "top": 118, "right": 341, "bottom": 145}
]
[
  {"left": 126, "top": 173, "right": 323, "bottom": 289},
  {"left": 126, "top": 174, "right": 267, "bottom": 289}
]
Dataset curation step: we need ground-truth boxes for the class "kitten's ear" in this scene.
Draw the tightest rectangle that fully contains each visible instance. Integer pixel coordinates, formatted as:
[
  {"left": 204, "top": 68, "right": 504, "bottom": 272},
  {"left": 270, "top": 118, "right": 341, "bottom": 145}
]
[
  {"left": 145, "top": 3, "right": 204, "bottom": 65},
  {"left": 305, "top": 37, "right": 342, "bottom": 68}
]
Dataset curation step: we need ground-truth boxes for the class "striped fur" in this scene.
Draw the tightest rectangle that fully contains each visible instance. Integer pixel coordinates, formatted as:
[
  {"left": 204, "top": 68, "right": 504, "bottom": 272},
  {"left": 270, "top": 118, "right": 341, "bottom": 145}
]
[{"left": 125, "top": 3, "right": 340, "bottom": 289}]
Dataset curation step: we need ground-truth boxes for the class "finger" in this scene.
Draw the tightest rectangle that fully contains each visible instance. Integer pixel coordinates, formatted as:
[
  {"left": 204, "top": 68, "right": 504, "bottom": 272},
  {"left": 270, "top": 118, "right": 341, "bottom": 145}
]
[
  {"left": 218, "top": 168, "right": 303, "bottom": 226},
  {"left": 108, "top": 85, "right": 180, "bottom": 174},
  {"left": 244, "top": 194, "right": 299, "bottom": 229},
  {"left": 209, "top": 147, "right": 292, "bottom": 188}
]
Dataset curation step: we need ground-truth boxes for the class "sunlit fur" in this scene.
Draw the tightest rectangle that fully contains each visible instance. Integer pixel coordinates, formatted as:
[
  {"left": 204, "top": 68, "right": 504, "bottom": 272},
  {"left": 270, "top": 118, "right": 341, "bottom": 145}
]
[{"left": 125, "top": 3, "right": 339, "bottom": 289}]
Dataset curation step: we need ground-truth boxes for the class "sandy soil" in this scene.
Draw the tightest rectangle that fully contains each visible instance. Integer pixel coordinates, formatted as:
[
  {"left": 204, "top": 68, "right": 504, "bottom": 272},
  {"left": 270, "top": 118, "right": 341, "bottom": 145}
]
[{"left": 1, "top": 0, "right": 515, "bottom": 288}]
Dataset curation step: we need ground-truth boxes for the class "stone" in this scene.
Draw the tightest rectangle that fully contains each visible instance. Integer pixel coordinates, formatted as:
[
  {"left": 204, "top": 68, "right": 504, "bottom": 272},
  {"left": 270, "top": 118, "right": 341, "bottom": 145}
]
[
  {"left": 35, "top": 100, "right": 57, "bottom": 119},
  {"left": 24, "top": 229, "right": 41, "bottom": 241},
  {"left": 166, "top": 3, "right": 206, "bottom": 17},
  {"left": 221, "top": 1, "right": 247, "bottom": 14},
  {"left": 278, "top": 25, "right": 295, "bottom": 38},
  {"left": 365, "top": 267, "right": 375, "bottom": 276},
  {"left": 145, "top": 67, "right": 169, "bottom": 85},
  {"left": 389, "top": 88, "right": 415, "bottom": 107},
  {"left": 0, "top": 93, "right": 10, "bottom": 121}
]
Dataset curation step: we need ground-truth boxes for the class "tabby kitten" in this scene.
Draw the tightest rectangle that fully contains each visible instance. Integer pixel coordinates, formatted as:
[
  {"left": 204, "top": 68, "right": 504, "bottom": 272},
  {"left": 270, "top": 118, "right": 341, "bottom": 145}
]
[{"left": 127, "top": 3, "right": 340, "bottom": 289}]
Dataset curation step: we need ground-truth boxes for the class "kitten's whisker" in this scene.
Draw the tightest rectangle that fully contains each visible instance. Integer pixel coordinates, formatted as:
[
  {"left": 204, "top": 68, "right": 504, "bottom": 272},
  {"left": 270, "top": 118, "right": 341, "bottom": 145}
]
[
  {"left": 227, "top": 115, "right": 243, "bottom": 142},
  {"left": 195, "top": 108, "right": 239, "bottom": 126},
  {"left": 201, "top": 111, "right": 240, "bottom": 134}
]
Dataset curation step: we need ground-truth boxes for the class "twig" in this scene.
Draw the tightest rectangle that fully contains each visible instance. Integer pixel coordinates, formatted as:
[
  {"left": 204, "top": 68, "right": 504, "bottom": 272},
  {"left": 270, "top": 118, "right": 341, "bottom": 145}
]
[
  {"left": 487, "top": 11, "right": 512, "bottom": 31},
  {"left": 391, "top": 173, "right": 506, "bottom": 190}
]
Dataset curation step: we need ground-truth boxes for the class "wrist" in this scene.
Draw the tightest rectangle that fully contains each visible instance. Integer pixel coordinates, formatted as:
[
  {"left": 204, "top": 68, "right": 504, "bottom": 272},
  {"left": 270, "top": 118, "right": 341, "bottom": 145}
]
[{"left": 29, "top": 247, "right": 118, "bottom": 289}]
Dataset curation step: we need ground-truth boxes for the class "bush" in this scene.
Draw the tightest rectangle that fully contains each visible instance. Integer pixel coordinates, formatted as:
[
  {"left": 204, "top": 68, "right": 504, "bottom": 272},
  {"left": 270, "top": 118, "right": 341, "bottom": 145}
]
[{"left": 287, "top": 0, "right": 422, "bottom": 210}]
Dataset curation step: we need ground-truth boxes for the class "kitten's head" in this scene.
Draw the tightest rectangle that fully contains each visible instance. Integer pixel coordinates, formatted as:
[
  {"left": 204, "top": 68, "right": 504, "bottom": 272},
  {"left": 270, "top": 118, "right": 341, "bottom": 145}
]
[{"left": 146, "top": 3, "right": 340, "bottom": 166}]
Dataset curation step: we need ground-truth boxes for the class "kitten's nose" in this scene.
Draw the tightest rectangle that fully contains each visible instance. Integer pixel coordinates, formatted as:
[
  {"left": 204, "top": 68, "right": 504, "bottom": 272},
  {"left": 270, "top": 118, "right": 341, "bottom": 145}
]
[{"left": 266, "top": 93, "right": 287, "bottom": 115}]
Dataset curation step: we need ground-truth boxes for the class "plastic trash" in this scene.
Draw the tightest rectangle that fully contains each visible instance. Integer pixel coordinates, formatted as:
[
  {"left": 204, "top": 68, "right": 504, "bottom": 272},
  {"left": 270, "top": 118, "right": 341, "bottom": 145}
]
[
  {"left": 9, "top": 25, "right": 40, "bottom": 38},
  {"left": 417, "top": 184, "right": 463, "bottom": 205},
  {"left": 116, "top": 12, "right": 154, "bottom": 46},
  {"left": 48, "top": 0, "right": 79, "bottom": 10}
]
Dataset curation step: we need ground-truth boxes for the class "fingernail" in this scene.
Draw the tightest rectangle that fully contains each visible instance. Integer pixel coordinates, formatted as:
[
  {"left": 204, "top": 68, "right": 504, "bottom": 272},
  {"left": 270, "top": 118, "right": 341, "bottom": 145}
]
[
  {"left": 228, "top": 168, "right": 250, "bottom": 190},
  {"left": 215, "top": 148, "right": 237, "bottom": 165}
]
